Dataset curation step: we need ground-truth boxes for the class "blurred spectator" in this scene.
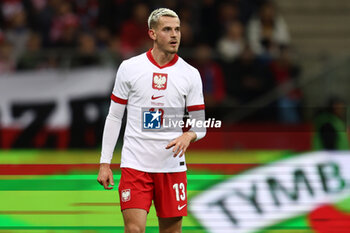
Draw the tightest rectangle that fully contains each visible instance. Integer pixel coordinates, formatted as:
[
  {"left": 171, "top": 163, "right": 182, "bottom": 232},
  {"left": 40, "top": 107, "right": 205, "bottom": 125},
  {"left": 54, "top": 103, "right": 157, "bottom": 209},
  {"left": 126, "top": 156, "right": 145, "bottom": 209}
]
[
  {"left": 102, "top": 35, "right": 122, "bottom": 67},
  {"left": 0, "top": 30, "right": 4, "bottom": 43},
  {"left": 313, "top": 97, "right": 349, "bottom": 150},
  {"left": 193, "top": 43, "right": 226, "bottom": 107},
  {"left": 0, "top": 39, "right": 15, "bottom": 74},
  {"left": 27, "top": 0, "right": 47, "bottom": 11},
  {"left": 178, "top": 4, "right": 200, "bottom": 37},
  {"left": 269, "top": 46, "right": 302, "bottom": 123},
  {"left": 1, "top": 0, "right": 24, "bottom": 25},
  {"left": 156, "top": 0, "right": 179, "bottom": 10},
  {"left": 178, "top": 21, "right": 195, "bottom": 56},
  {"left": 50, "top": 1, "right": 79, "bottom": 48},
  {"left": 16, "top": 32, "right": 57, "bottom": 70},
  {"left": 197, "top": 0, "right": 220, "bottom": 46},
  {"left": 217, "top": 1, "right": 240, "bottom": 40},
  {"left": 22, "top": 0, "right": 54, "bottom": 47},
  {"left": 217, "top": 20, "right": 245, "bottom": 62},
  {"left": 95, "top": 26, "right": 111, "bottom": 50},
  {"left": 70, "top": 32, "right": 102, "bottom": 68},
  {"left": 247, "top": 0, "right": 290, "bottom": 57},
  {"left": 237, "top": 0, "right": 265, "bottom": 25},
  {"left": 226, "top": 45, "right": 273, "bottom": 102},
  {"left": 227, "top": 45, "right": 276, "bottom": 120},
  {"left": 4, "top": 9, "right": 30, "bottom": 60},
  {"left": 119, "top": 3, "right": 150, "bottom": 58},
  {"left": 97, "top": 0, "right": 129, "bottom": 34},
  {"left": 75, "top": 0, "right": 99, "bottom": 31}
]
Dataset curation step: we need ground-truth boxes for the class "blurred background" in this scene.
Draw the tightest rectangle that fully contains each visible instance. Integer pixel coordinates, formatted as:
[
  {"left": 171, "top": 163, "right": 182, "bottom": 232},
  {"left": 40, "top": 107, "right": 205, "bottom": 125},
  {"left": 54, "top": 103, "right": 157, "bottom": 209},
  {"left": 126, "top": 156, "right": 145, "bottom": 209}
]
[
  {"left": 0, "top": 0, "right": 349, "bottom": 233},
  {"left": 1, "top": 0, "right": 349, "bottom": 150}
]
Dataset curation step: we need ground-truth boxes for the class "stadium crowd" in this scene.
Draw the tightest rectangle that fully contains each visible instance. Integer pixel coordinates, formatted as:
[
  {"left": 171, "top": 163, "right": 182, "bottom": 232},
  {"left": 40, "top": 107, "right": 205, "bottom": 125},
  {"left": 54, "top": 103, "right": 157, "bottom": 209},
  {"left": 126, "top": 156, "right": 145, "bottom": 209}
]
[{"left": 0, "top": 0, "right": 302, "bottom": 123}]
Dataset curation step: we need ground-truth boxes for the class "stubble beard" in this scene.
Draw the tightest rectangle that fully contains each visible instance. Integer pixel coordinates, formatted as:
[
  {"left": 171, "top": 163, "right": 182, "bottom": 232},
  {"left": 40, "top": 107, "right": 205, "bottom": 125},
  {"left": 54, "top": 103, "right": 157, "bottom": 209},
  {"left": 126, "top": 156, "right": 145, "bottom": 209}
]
[
  {"left": 168, "top": 47, "right": 178, "bottom": 54},
  {"left": 156, "top": 40, "right": 180, "bottom": 55},
  {"left": 167, "top": 43, "right": 180, "bottom": 54}
]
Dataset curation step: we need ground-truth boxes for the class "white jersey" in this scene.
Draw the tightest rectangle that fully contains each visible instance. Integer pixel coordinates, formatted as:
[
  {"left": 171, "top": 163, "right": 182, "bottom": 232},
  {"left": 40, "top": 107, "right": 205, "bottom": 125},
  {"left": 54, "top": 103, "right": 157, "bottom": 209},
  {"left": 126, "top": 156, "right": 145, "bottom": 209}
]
[{"left": 111, "top": 49, "right": 205, "bottom": 173}]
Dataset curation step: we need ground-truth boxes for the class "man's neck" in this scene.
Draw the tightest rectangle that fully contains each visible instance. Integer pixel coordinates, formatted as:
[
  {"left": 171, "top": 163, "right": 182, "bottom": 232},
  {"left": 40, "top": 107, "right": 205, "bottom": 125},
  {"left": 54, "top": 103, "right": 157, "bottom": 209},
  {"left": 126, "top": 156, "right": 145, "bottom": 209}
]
[{"left": 151, "top": 48, "right": 176, "bottom": 67}]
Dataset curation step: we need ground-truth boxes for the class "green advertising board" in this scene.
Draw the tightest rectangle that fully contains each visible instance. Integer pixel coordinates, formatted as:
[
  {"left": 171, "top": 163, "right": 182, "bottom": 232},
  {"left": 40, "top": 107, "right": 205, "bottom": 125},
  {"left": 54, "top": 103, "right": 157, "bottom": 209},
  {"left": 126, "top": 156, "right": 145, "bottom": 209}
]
[{"left": 0, "top": 150, "right": 349, "bottom": 233}]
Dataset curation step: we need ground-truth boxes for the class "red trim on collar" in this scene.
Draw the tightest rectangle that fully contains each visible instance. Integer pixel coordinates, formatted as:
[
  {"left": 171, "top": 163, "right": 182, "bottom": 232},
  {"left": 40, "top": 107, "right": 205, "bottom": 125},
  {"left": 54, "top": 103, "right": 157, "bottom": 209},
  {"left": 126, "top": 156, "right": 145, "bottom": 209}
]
[{"left": 146, "top": 49, "right": 179, "bottom": 69}]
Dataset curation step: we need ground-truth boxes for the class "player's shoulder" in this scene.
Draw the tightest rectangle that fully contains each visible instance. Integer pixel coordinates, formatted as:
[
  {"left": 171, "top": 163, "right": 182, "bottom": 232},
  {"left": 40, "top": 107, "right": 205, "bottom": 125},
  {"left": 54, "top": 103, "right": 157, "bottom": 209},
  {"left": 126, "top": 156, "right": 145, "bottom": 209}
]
[
  {"left": 119, "top": 52, "right": 148, "bottom": 70},
  {"left": 176, "top": 56, "right": 200, "bottom": 76}
]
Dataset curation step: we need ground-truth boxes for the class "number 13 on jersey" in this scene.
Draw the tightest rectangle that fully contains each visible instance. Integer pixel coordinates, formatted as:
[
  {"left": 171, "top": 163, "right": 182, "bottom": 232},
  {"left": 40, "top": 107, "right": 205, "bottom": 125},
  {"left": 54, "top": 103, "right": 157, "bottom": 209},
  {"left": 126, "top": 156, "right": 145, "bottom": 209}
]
[{"left": 173, "top": 182, "right": 186, "bottom": 201}]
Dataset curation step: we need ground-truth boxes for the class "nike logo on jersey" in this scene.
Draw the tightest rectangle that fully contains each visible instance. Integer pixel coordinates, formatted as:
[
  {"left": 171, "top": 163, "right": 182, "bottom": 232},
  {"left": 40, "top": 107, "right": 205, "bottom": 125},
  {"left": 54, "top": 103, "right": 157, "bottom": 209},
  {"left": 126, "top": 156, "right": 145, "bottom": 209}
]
[
  {"left": 151, "top": 95, "right": 164, "bottom": 100},
  {"left": 178, "top": 204, "right": 187, "bottom": 211}
]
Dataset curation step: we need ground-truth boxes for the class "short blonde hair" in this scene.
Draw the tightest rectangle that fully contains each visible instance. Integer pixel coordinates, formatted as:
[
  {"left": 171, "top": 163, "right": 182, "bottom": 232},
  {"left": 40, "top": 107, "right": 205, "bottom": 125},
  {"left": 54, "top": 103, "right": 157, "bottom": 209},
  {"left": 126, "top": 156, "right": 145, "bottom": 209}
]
[{"left": 148, "top": 8, "right": 179, "bottom": 29}]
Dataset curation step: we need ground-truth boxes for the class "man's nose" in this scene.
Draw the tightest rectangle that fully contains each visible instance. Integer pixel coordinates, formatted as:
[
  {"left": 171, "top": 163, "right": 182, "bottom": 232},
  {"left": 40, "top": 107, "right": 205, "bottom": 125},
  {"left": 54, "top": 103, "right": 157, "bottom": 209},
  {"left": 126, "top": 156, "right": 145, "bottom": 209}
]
[{"left": 170, "top": 29, "right": 178, "bottom": 37}]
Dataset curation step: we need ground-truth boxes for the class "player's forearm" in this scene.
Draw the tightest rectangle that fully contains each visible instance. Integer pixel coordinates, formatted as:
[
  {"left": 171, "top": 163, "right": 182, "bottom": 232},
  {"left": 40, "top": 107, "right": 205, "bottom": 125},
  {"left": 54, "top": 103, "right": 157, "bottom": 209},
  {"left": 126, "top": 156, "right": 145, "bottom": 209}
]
[
  {"left": 100, "top": 101, "right": 126, "bottom": 164},
  {"left": 100, "top": 116, "right": 122, "bottom": 163},
  {"left": 99, "top": 163, "right": 110, "bottom": 169},
  {"left": 183, "top": 131, "right": 197, "bottom": 142},
  {"left": 188, "top": 109, "right": 206, "bottom": 141}
]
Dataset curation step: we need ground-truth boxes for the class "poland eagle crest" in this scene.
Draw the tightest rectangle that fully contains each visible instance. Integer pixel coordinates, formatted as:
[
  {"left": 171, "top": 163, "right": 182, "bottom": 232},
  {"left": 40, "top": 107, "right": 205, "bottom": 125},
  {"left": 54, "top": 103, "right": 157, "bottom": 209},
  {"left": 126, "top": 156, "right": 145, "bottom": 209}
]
[
  {"left": 152, "top": 73, "right": 168, "bottom": 90},
  {"left": 121, "top": 189, "right": 131, "bottom": 202}
]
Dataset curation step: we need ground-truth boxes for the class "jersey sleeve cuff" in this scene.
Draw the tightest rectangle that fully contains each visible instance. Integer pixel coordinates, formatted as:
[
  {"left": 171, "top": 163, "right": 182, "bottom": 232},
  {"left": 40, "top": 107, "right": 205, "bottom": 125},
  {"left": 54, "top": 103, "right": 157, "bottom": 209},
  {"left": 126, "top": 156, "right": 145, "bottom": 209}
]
[
  {"left": 187, "top": 104, "right": 205, "bottom": 112},
  {"left": 193, "top": 131, "right": 206, "bottom": 142},
  {"left": 100, "top": 156, "right": 112, "bottom": 164},
  {"left": 111, "top": 94, "right": 128, "bottom": 105}
]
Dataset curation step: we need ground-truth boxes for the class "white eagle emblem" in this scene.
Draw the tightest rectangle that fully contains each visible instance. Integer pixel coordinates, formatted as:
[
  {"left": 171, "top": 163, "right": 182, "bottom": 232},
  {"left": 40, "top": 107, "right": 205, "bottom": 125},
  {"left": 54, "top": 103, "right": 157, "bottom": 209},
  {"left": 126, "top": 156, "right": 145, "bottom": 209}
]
[
  {"left": 121, "top": 189, "right": 131, "bottom": 202},
  {"left": 152, "top": 73, "right": 168, "bottom": 90}
]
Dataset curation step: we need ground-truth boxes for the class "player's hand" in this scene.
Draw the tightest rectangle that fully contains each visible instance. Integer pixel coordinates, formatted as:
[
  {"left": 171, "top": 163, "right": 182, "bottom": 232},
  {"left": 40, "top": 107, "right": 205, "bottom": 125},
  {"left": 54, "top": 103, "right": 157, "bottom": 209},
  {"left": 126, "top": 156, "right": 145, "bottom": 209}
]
[
  {"left": 166, "top": 131, "right": 197, "bottom": 158},
  {"left": 97, "top": 163, "right": 115, "bottom": 190}
]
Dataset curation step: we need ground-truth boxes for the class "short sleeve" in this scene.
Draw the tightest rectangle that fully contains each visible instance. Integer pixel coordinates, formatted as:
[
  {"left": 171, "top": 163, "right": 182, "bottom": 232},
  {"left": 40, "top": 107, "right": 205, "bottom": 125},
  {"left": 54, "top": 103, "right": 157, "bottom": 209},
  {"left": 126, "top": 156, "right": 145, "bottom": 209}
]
[
  {"left": 186, "top": 68, "right": 205, "bottom": 112},
  {"left": 111, "top": 62, "right": 129, "bottom": 104}
]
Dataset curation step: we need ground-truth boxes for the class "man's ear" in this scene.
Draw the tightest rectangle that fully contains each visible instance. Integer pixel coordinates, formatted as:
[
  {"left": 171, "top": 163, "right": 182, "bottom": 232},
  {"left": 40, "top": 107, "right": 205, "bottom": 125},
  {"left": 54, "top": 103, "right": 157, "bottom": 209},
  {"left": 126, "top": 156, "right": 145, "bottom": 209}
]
[{"left": 148, "top": 29, "right": 156, "bottom": 40}]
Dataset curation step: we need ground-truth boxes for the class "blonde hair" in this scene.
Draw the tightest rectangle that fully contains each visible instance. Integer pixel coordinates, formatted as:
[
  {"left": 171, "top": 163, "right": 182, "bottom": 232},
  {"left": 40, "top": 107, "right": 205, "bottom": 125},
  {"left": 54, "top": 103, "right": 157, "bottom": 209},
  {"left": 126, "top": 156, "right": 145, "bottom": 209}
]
[{"left": 148, "top": 8, "right": 179, "bottom": 29}]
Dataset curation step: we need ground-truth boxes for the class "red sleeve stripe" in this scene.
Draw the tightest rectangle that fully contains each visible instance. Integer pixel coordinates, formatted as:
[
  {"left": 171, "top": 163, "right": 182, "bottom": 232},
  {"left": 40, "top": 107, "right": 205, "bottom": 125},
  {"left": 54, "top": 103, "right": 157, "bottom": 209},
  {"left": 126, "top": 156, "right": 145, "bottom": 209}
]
[
  {"left": 187, "top": 104, "right": 205, "bottom": 112},
  {"left": 111, "top": 94, "right": 128, "bottom": 105}
]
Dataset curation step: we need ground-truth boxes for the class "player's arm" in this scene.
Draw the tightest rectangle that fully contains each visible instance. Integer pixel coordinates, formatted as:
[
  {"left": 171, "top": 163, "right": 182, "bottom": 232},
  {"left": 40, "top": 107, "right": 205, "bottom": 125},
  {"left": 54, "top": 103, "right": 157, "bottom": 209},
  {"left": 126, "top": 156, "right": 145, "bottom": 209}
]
[
  {"left": 98, "top": 61, "right": 129, "bottom": 189},
  {"left": 166, "top": 67, "right": 206, "bottom": 157},
  {"left": 166, "top": 109, "right": 206, "bottom": 157},
  {"left": 97, "top": 100, "right": 126, "bottom": 189}
]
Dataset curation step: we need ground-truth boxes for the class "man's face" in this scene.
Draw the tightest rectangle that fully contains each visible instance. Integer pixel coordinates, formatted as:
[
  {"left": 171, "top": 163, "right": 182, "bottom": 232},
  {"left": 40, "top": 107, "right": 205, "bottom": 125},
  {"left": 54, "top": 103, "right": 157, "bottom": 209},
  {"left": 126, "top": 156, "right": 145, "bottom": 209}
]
[{"left": 151, "top": 16, "right": 181, "bottom": 54}]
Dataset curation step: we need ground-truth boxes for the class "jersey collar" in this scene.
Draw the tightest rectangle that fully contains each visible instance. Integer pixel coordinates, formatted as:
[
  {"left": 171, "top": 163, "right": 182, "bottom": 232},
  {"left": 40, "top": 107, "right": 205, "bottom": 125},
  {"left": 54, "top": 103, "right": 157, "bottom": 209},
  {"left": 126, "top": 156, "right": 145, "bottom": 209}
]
[{"left": 146, "top": 48, "right": 179, "bottom": 69}]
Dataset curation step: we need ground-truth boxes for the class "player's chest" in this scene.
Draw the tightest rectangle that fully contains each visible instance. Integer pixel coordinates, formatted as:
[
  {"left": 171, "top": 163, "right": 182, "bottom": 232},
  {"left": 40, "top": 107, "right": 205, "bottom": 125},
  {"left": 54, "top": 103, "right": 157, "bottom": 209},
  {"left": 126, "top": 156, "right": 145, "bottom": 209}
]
[{"left": 129, "top": 71, "right": 189, "bottom": 105}]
